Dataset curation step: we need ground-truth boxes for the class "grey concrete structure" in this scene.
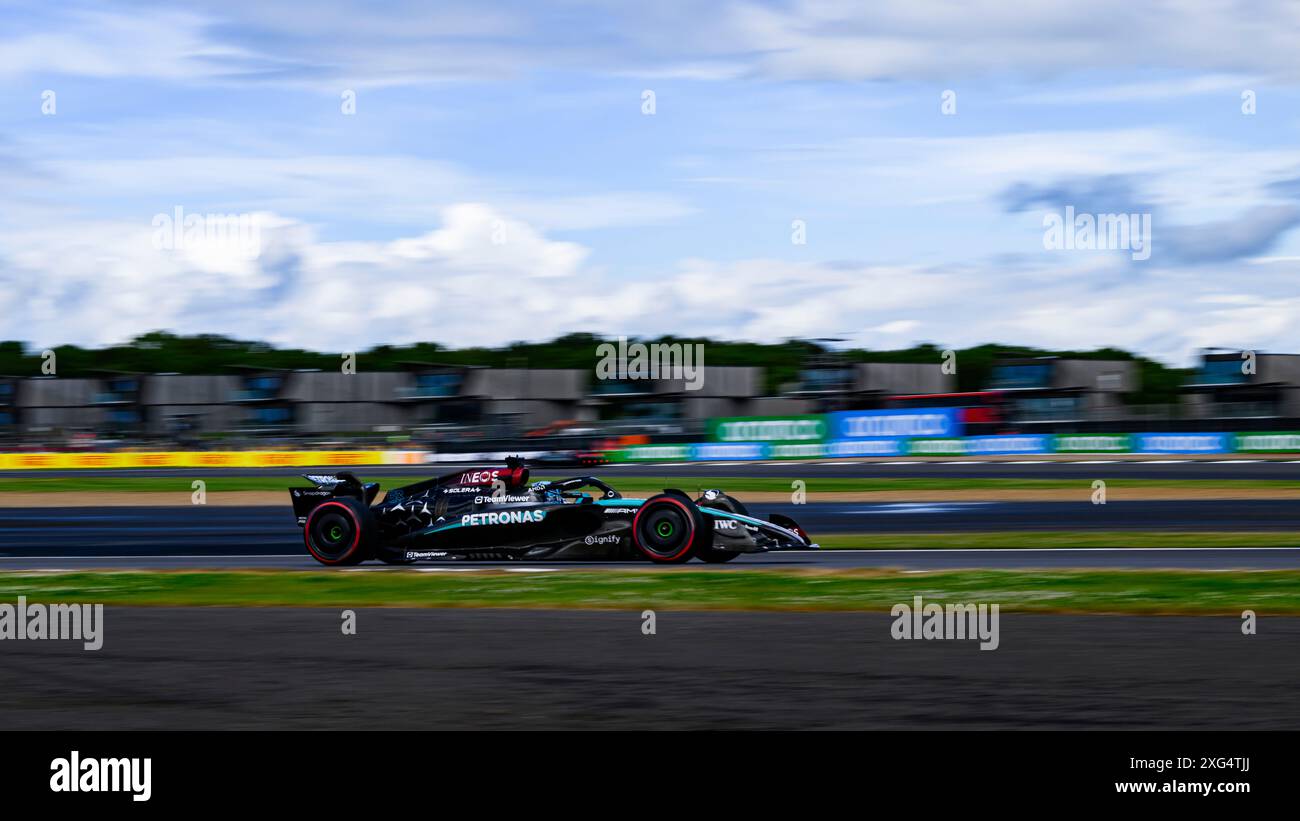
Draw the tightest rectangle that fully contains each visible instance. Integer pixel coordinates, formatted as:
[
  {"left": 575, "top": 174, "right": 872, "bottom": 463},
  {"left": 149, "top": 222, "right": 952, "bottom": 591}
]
[
  {"left": 0, "top": 360, "right": 957, "bottom": 439},
  {"left": 738, "top": 396, "right": 813, "bottom": 416},
  {"left": 15, "top": 377, "right": 106, "bottom": 431},
  {"left": 587, "top": 366, "right": 783, "bottom": 429},
  {"left": 1182, "top": 350, "right": 1300, "bottom": 421},
  {"left": 0, "top": 377, "right": 19, "bottom": 431},
  {"left": 462, "top": 368, "right": 590, "bottom": 430},
  {"left": 789, "top": 358, "right": 956, "bottom": 413},
  {"left": 677, "top": 367, "right": 767, "bottom": 420},
  {"left": 988, "top": 356, "right": 1137, "bottom": 424},
  {"left": 142, "top": 374, "right": 242, "bottom": 435},
  {"left": 31, "top": 349, "right": 1300, "bottom": 440},
  {"left": 284, "top": 371, "right": 411, "bottom": 433},
  {"left": 855, "top": 362, "right": 955, "bottom": 396}
]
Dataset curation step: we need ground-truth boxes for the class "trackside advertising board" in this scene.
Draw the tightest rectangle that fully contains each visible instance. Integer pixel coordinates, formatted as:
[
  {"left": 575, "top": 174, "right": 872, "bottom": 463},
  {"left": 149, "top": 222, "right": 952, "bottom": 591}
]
[
  {"left": 1133, "top": 432, "right": 1232, "bottom": 454},
  {"left": 690, "top": 443, "right": 768, "bottom": 460},
  {"left": 708, "top": 415, "right": 827, "bottom": 443},
  {"left": 613, "top": 444, "right": 693, "bottom": 461},
  {"left": 829, "top": 408, "right": 963, "bottom": 439},
  {"left": 615, "top": 443, "right": 769, "bottom": 461},
  {"left": 1052, "top": 434, "right": 1133, "bottom": 453},
  {"left": 905, "top": 435, "right": 1052, "bottom": 456},
  {"left": 826, "top": 407, "right": 963, "bottom": 456},
  {"left": 1235, "top": 432, "right": 1300, "bottom": 452},
  {"left": 769, "top": 442, "right": 828, "bottom": 459},
  {"left": 824, "top": 438, "right": 906, "bottom": 457},
  {"left": 707, "top": 414, "right": 828, "bottom": 459}
]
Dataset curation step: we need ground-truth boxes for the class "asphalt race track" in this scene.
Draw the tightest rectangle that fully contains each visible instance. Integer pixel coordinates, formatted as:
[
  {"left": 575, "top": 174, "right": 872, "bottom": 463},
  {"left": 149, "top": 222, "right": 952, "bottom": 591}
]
[
  {"left": 1, "top": 460, "right": 1297, "bottom": 569},
  {"left": 0, "top": 500, "right": 1297, "bottom": 569},
  {"left": 4, "top": 466, "right": 1298, "bottom": 731},
  {"left": 4, "top": 608, "right": 1298, "bottom": 729}
]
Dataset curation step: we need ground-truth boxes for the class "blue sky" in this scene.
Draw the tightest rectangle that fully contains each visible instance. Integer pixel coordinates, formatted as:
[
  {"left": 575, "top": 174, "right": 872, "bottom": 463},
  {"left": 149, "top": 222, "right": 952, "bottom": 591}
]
[{"left": 4, "top": 0, "right": 1300, "bottom": 364}]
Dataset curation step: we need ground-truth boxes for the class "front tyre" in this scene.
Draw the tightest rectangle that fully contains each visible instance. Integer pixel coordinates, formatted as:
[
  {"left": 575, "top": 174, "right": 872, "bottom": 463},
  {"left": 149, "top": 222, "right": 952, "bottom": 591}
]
[
  {"left": 632, "top": 494, "right": 708, "bottom": 563},
  {"left": 303, "top": 497, "right": 374, "bottom": 565}
]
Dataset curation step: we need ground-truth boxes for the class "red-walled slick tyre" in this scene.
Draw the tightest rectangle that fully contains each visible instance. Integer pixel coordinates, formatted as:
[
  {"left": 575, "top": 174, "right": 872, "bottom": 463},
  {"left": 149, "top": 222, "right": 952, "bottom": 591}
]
[
  {"left": 303, "top": 497, "right": 374, "bottom": 565},
  {"left": 632, "top": 494, "right": 708, "bottom": 564}
]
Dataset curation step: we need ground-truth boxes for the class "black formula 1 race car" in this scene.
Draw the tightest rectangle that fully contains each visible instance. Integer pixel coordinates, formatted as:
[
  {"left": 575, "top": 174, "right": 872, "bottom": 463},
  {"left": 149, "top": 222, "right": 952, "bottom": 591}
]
[{"left": 289, "top": 458, "right": 817, "bottom": 565}]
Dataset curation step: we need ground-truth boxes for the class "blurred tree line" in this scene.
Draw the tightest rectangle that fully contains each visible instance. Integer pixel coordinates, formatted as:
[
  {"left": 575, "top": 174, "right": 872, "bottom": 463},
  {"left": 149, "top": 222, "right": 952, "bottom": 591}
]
[{"left": 0, "top": 331, "right": 1192, "bottom": 404}]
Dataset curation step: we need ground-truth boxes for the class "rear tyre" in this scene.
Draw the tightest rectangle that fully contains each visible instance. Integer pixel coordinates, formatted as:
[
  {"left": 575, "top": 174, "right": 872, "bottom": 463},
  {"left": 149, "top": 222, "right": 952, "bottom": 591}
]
[
  {"left": 632, "top": 495, "right": 707, "bottom": 564},
  {"left": 303, "top": 497, "right": 374, "bottom": 565}
]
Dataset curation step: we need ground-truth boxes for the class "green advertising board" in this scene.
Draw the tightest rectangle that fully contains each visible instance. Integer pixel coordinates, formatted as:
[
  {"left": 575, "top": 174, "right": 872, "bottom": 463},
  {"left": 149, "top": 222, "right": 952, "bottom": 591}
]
[
  {"left": 708, "top": 414, "right": 827, "bottom": 444},
  {"left": 904, "top": 438, "right": 967, "bottom": 456},
  {"left": 612, "top": 444, "right": 692, "bottom": 462},
  {"left": 1053, "top": 434, "right": 1133, "bottom": 453},
  {"left": 1235, "top": 432, "right": 1300, "bottom": 452},
  {"left": 768, "top": 442, "right": 826, "bottom": 459}
]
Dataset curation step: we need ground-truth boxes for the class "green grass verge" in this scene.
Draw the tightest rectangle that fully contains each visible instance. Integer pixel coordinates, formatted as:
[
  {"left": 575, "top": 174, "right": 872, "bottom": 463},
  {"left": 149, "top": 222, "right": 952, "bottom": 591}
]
[
  {"left": 1, "top": 568, "right": 1297, "bottom": 614},
  {"left": 2, "top": 475, "right": 1299, "bottom": 494},
  {"left": 814, "top": 531, "right": 1300, "bottom": 549}
]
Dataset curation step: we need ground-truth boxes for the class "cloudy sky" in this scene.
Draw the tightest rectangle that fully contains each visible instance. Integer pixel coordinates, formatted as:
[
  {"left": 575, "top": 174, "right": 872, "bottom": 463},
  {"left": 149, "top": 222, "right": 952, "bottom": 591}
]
[{"left": 3, "top": 0, "right": 1300, "bottom": 364}]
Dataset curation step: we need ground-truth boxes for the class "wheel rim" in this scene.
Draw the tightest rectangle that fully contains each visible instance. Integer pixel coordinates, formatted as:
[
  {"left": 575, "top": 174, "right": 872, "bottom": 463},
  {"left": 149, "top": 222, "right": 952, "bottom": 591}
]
[
  {"left": 637, "top": 504, "right": 692, "bottom": 558},
  {"left": 307, "top": 505, "right": 359, "bottom": 561}
]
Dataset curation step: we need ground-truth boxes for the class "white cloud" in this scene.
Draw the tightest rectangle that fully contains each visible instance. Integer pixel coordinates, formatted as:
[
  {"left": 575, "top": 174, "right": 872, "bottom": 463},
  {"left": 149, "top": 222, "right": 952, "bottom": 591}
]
[
  {"left": 0, "top": 10, "right": 258, "bottom": 81},
  {"left": 735, "top": 128, "right": 1300, "bottom": 228},
  {"left": 721, "top": 1, "right": 1300, "bottom": 83},
  {"left": 8, "top": 1, "right": 1300, "bottom": 368},
  {"left": 9, "top": 202, "right": 1300, "bottom": 365},
  {"left": 1006, "top": 74, "right": 1259, "bottom": 105},
  {"left": 7, "top": 147, "right": 695, "bottom": 236},
  {"left": 871, "top": 320, "right": 921, "bottom": 335},
  {"left": 8, "top": 1, "right": 1300, "bottom": 86}
]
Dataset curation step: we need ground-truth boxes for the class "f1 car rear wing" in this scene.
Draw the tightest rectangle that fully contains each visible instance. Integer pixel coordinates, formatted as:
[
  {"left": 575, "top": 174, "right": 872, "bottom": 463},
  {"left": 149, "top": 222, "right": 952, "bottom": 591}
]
[
  {"left": 289, "top": 472, "right": 379, "bottom": 525},
  {"left": 301, "top": 473, "right": 343, "bottom": 486}
]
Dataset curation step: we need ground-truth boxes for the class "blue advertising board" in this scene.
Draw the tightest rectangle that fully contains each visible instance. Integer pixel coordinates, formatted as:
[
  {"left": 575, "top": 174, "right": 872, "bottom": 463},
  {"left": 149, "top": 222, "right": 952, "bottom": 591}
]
[
  {"left": 965, "top": 434, "right": 1052, "bottom": 455},
  {"left": 829, "top": 407, "right": 963, "bottom": 439},
  {"left": 1134, "top": 433, "right": 1231, "bottom": 454},
  {"left": 825, "top": 438, "right": 908, "bottom": 457},
  {"left": 689, "top": 442, "right": 768, "bottom": 461}
]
